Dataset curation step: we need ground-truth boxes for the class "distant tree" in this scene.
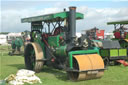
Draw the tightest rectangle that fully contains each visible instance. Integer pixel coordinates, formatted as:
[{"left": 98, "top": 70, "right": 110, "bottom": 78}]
[{"left": 0, "top": 32, "right": 10, "bottom": 34}]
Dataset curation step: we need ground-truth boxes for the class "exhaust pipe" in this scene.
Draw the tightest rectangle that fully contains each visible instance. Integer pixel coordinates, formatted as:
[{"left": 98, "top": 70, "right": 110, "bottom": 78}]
[
  {"left": 69, "top": 6, "right": 76, "bottom": 40},
  {"left": 66, "top": 6, "right": 77, "bottom": 51}
]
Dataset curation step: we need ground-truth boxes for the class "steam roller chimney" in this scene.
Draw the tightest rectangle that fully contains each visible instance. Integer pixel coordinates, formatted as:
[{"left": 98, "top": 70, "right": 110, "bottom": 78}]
[{"left": 69, "top": 6, "right": 76, "bottom": 40}]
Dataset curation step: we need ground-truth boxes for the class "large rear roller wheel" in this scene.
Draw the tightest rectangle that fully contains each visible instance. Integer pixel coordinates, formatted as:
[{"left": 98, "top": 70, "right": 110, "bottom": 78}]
[
  {"left": 67, "top": 54, "right": 104, "bottom": 81},
  {"left": 24, "top": 43, "right": 44, "bottom": 73}
]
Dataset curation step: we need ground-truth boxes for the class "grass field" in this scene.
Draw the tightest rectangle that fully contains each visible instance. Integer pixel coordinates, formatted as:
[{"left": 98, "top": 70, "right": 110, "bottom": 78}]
[{"left": 0, "top": 45, "right": 128, "bottom": 85}]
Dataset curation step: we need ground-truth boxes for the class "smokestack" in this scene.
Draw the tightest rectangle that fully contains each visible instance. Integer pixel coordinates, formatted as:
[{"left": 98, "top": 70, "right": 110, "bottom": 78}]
[
  {"left": 69, "top": 6, "right": 76, "bottom": 39},
  {"left": 64, "top": 8, "right": 66, "bottom": 12}
]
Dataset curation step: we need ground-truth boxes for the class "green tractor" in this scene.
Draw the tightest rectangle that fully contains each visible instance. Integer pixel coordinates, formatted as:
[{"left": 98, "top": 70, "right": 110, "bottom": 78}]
[
  {"left": 21, "top": 7, "right": 105, "bottom": 81},
  {"left": 107, "top": 20, "right": 128, "bottom": 48},
  {"left": 106, "top": 20, "right": 128, "bottom": 66},
  {"left": 8, "top": 37, "right": 24, "bottom": 55},
  {"left": 8, "top": 31, "right": 30, "bottom": 56},
  {"left": 92, "top": 40, "right": 128, "bottom": 66},
  {"left": 85, "top": 27, "right": 128, "bottom": 66}
]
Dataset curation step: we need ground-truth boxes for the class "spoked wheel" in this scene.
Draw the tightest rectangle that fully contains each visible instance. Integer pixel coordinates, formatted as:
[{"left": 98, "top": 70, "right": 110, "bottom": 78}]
[
  {"left": 103, "top": 57, "right": 109, "bottom": 67},
  {"left": 24, "top": 43, "right": 44, "bottom": 73}
]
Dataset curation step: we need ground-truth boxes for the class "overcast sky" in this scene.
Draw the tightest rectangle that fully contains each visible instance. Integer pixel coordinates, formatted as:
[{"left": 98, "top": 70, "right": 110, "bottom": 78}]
[{"left": 1, "top": 0, "right": 128, "bottom": 33}]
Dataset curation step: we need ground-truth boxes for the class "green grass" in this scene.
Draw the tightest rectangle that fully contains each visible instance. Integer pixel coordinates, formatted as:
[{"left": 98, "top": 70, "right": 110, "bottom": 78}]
[{"left": 0, "top": 45, "right": 128, "bottom": 85}]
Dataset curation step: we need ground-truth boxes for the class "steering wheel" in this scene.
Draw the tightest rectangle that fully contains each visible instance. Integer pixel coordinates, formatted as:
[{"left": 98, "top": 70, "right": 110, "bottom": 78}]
[{"left": 53, "top": 26, "right": 63, "bottom": 35}]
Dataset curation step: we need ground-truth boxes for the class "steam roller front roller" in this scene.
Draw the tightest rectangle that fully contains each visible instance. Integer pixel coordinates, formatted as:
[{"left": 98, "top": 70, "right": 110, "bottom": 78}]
[
  {"left": 24, "top": 42, "right": 44, "bottom": 73},
  {"left": 67, "top": 54, "right": 105, "bottom": 81}
]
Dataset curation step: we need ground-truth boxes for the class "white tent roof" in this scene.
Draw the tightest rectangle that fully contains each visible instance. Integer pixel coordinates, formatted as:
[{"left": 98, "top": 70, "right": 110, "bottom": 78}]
[
  {"left": 0, "top": 34, "right": 7, "bottom": 39},
  {"left": 7, "top": 33, "right": 22, "bottom": 37}
]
